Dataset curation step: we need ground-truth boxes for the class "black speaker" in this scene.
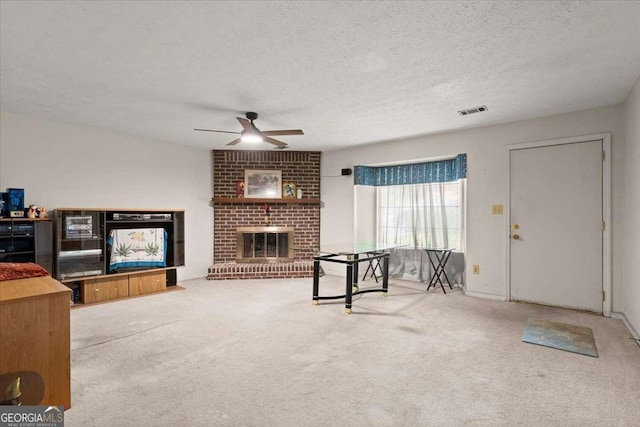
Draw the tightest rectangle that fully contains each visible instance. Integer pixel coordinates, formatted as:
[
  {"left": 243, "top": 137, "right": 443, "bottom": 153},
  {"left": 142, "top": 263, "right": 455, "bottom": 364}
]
[{"left": 341, "top": 168, "right": 353, "bottom": 176}]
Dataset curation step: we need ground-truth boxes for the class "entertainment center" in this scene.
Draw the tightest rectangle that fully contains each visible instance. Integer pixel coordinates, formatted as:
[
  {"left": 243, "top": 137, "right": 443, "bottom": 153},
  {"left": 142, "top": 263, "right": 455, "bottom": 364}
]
[{"left": 54, "top": 208, "right": 185, "bottom": 305}]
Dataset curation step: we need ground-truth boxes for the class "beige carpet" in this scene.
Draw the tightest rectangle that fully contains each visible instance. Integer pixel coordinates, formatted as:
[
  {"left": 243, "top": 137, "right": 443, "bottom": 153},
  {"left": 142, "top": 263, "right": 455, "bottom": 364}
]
[{"left": 66, "top": 276, "right": 640, "bottom": 426}]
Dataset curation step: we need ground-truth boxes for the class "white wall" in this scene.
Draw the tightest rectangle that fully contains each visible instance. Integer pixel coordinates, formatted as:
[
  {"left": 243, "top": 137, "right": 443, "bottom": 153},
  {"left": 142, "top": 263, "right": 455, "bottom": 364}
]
[
  {"left": 0, "top": 111, "right": 213, "bottom": 281},
  {"left": 354, "top": 185, "right": 376, "bottom": 242},
  {"left": 321, "top": 105, "right": 626, "bottom": 309},
  {"left": 623, "top": 77, "right": 640, "bottom": 336}
]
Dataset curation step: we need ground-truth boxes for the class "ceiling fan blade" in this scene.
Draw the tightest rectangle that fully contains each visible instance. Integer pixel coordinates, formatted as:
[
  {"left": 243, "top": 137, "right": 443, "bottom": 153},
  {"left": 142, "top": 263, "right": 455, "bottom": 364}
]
[
  {"left": 226, "top": 138, "right": 242, "bottom": 146},
  {"left": 263, "top": 136, "right": 288, "bottom": 148},
  {"left": 236, "top": 117, "right": 253, "bottom": 131},
  {"left": 194, "top": 129, "right": 240, "bottom": 135},
  {"left": 261, "top": 129, "right": 304, "bottom": 136}
]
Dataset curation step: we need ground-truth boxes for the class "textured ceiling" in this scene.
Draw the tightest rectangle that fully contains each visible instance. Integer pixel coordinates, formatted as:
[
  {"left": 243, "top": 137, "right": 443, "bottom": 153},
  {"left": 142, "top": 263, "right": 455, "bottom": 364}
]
[{"left": 1, "top": 1, "right": 640, "bottom": 152}]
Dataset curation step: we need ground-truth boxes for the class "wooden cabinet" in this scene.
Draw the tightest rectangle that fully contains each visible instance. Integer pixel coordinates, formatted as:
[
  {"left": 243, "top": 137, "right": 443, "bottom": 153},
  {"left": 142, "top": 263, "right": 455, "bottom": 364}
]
[
  {"left": 0, "top": 276, "right": 71, "bottom": 409},
  {"left": 80, "top": 271, "right": 166, "bottom": 304},
  {"left": 82, "top": 276, "right": 129, "bottom": 304},
  {"left": 129, "top": 271, "right": 166, "bottom": 296}
]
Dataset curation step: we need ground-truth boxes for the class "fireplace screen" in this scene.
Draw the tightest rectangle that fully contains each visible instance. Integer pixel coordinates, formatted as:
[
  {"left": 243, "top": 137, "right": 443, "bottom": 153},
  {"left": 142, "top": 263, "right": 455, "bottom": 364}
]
[{"left": 237, "top": 226, "right": 294, "bottom": 263}]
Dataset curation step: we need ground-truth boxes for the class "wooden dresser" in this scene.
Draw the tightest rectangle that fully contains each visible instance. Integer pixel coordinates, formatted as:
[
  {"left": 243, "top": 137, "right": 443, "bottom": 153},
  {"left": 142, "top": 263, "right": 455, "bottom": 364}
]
[{"left": 0, "top": 276, "right": 71, "bottom": 409}]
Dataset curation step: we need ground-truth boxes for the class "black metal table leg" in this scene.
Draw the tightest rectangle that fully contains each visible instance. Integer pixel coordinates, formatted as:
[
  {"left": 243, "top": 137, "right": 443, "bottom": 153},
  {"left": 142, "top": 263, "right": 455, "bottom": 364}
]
[
  {"left": 439, "top": 251, "right": 453, "bottom": 290},
  {"left": 426, "top": 252, "right": 440, "bottom": 290},
  {"left": 382, "top": 253, "right": 389, "bottom": 295},
  {"left": 345, "top": 262, "right": 354, "bottom": 315},
  {"left": 362, "top": 257, "right": 376, "bottom": 282},
  {"left": 312, "top": 258, "right": 320, "bottom": 305},
  {"left": 362, "top": 252, "right": 383, "bottom": 283},
  {"left": 352, "top": 254, "right": 359, "bottom": 291},
  {"left": 374, "top": 257, "right": 383, "bottom": 279}
]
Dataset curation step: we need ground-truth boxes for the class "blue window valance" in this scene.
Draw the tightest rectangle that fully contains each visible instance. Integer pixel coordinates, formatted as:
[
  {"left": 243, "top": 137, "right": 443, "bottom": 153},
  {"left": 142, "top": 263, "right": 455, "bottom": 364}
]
[{"left": 354, "top": 154, "right": 467, "bottom": 186}]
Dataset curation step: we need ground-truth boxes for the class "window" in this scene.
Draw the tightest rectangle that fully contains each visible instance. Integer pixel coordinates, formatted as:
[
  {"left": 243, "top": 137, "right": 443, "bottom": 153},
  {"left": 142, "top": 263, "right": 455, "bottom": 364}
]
[
  {"left": 355, "top": 154, "right": 467, "bottom": 251},
  {"left": 354, "top": 155, "right": 467, "bottom": 284},
  {"left": 376, "top": 180, "right": 465, "bottom": 250}
]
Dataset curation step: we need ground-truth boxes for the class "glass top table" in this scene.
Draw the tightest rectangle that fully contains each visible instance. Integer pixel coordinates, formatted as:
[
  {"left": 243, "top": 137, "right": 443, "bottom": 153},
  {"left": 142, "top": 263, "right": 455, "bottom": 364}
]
[
  {"left": 318, "top": 242, "right": 407, "bottom": 256},
  {"left": 312, "top": 242, "right": 405, "bottom": 314}
]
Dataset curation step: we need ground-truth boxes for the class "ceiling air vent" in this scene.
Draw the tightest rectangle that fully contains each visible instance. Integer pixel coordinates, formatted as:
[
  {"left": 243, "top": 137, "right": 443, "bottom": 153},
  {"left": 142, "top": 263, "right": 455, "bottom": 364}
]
[{"left": 458, "top": 105, "right": 488, "bottom": 116}]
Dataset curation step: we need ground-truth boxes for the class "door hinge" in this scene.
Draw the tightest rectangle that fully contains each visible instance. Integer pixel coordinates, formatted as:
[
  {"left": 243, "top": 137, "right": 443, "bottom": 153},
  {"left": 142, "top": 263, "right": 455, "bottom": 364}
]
[
  {"left": 602, "top": 220, "right": 605, "bottom": 231},
  {"left": 602, "top": 150, "right": 605, "bottom": 161},
  {"left": 602, "top": 290, "right": 606, "bottom": 302}
]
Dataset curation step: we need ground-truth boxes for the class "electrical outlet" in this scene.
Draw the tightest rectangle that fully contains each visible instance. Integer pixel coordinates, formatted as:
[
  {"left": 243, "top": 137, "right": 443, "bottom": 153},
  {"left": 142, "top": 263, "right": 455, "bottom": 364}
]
[
  {"left": 472, "top": 265, "right": 480, "bottom": 274},
  {"left": 492, "top": 204, "right": 503, "bottom": 215}
]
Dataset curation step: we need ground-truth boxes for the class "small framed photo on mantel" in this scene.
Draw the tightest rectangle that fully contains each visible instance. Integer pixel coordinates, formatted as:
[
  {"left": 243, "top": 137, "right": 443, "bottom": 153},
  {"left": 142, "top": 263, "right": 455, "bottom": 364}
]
[
  {"left": 282, "top": 182, "right": 297, "bottom": 199},
  {"left": 244, "top": 169, "right": 282, "bottom": 199}
]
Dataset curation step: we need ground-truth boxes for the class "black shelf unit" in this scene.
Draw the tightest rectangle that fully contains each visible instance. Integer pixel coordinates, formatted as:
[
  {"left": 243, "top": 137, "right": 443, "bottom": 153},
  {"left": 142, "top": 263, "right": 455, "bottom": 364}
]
[{"left": 0, "top": 218, "right": 53, "bottom": 274}]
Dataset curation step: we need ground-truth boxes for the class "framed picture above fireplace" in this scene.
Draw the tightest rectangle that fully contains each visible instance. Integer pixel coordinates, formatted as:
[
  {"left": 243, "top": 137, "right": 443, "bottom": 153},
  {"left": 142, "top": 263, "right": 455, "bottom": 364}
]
[{"left": 244, "top": 169, "right": 282, "bottom": 198}]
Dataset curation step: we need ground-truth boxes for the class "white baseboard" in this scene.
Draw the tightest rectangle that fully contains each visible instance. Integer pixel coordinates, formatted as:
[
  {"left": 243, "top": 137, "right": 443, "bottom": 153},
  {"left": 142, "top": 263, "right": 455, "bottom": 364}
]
[
  {"left": 464, "top": 290, "right": 506, "bottom": 301},
  {"left": 611, "top": 311, "right": 640, "bottom": 340}
]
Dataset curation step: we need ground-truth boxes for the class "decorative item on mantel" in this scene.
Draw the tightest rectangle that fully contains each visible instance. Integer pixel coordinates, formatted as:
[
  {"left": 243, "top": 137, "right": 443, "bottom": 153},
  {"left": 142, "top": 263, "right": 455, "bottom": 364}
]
[
  {"left": 235, "top": 181, "right": 244, "bottom": 198},
  {"left": 282, "top": 182, "right": 296, "bottom": 199},
  {"left": 263, "top": 203, "right": 271, "bottom": 224}
]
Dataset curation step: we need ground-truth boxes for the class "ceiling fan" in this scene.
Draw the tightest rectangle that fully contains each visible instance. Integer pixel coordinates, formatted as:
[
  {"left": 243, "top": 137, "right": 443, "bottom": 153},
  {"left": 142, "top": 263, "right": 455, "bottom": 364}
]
[{"left": 194, "top": 112, "right": 303, "bottom": 148}]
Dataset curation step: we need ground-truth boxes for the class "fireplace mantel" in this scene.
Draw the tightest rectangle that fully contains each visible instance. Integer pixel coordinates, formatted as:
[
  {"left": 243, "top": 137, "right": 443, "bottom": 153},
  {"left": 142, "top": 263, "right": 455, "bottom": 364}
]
[{"left": 212, "top": 197, "right": 321, "bottom": 205}]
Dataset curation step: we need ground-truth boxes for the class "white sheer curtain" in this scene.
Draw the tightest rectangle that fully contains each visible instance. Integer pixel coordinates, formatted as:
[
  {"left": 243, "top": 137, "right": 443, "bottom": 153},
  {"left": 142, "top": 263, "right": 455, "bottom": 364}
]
[
  {"left": 376, "top": 180, "right": 466, "bottom": 283},
  {"left": 377, "top": 180, "right": 465, "bottom": 249}
]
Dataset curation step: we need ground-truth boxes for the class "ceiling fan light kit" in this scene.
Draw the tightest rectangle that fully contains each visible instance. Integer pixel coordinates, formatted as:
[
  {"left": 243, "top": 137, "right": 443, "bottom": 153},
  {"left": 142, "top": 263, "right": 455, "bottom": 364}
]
[
  {"left": 240, "top": 132, "right": 263, "bottom": 143},
  {"left": 195, "top": 112, "right": 303, "bottom": 149}
]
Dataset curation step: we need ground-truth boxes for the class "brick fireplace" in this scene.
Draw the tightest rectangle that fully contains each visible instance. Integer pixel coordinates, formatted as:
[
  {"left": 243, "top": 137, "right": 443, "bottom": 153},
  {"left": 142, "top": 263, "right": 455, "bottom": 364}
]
[{"left": 207, "top": 150, "right": 321, "bottom": 280}]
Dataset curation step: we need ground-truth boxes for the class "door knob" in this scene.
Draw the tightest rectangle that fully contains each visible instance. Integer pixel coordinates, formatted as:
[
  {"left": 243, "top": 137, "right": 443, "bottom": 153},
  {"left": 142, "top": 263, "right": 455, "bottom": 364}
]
[{"left": 512, "top": 234, "right": 520, "bottom": 240}]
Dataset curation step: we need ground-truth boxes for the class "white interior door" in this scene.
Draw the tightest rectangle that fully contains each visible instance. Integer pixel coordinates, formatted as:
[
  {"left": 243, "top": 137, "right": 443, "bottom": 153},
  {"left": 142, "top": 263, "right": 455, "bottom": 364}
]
[{"left": 510, "top": 140, "right": 603, "bottom": 313}]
